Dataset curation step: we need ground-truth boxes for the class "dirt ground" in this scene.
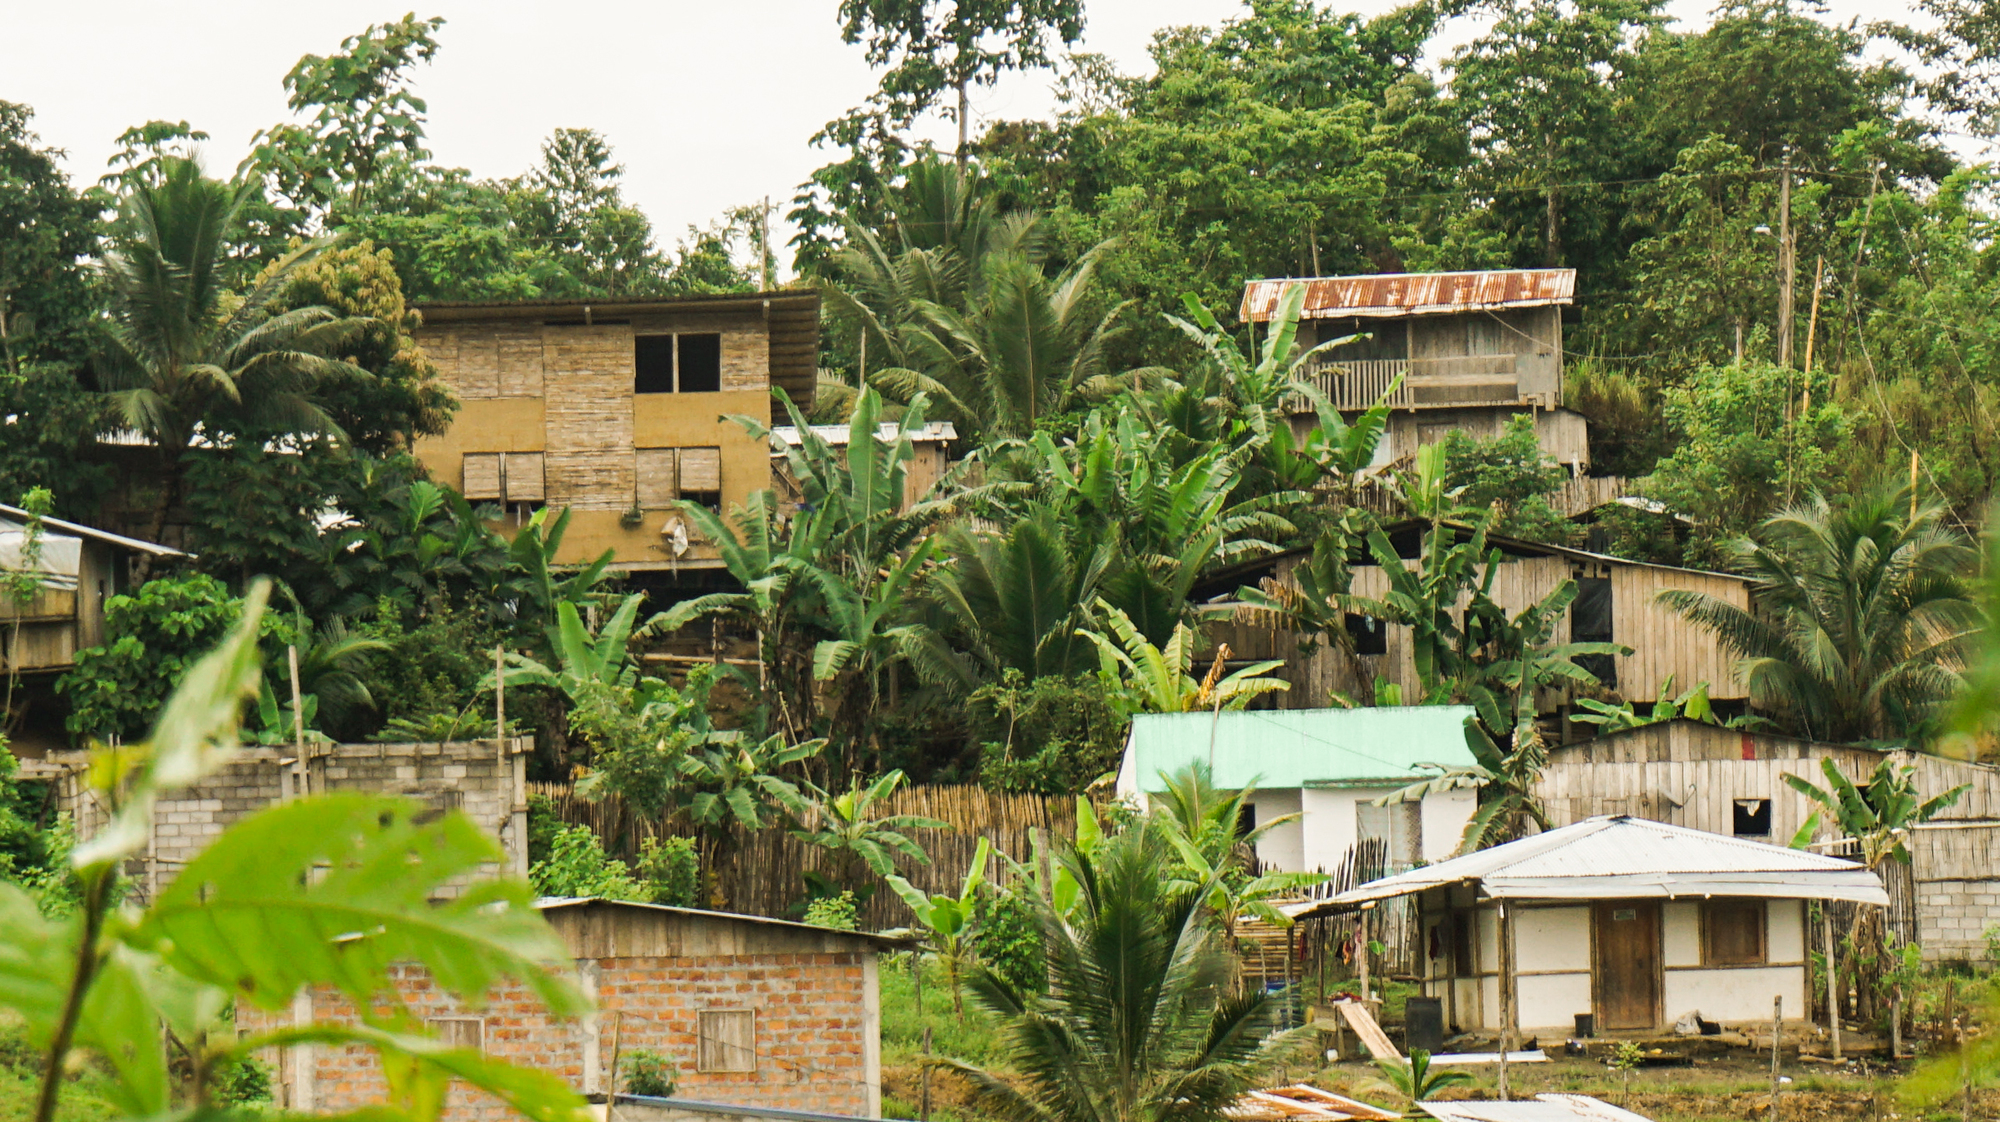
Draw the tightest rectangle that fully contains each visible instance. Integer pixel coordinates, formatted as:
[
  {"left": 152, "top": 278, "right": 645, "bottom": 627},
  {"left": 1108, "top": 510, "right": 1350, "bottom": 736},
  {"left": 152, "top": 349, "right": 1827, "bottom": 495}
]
[{"left": 886, "top": 1049, "right": 1996, "bottom": 1122}]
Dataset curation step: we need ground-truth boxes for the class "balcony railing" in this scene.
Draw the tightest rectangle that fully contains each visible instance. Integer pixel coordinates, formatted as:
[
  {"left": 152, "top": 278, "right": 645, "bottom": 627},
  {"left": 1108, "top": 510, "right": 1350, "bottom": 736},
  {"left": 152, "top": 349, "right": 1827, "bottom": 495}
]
[{"left": 1294, "top": 354, "right": 1526, "bottom": 411}]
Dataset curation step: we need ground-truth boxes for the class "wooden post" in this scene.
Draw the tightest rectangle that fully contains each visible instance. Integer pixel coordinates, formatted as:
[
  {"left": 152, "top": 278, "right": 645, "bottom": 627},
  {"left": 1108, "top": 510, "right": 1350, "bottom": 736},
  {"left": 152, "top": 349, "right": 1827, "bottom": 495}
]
[
  {"left": 1357, "top": 909, "right": 1371, "bottom": 1004},
  {"left": 1801, "top": 255, "right": 1825, "bottom": 411},
  {"left": 920, "top": 1024, "right": 932, "bottom": 1122},
  {"left": 606, "top": 1010, "right": 625, "bottom": 1116},
  {"left": 1770, "top": 995, "right": 1783, "bottom": 1122},
  {"left": 1777, "top": 151, "right": 1795, "bottom": 367},
  {"left": 1825, "top": 908, "right": 1842, "bottom": 1062},
  {"left": 1498, "top": 902, "right": 1515, "bottom": 1102},
  {"left": 286, "top": 644, "right": 306, "bottom": 802}
]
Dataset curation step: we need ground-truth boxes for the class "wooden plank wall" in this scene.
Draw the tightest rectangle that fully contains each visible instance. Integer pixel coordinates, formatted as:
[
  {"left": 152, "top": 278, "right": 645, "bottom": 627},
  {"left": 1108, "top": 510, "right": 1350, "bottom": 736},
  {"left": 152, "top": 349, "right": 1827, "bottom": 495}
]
[
  {"left": 1615, "top": 567, "right": 1748, "bottom": 699},
  {"left": 542, "top": 327, "right": 635, "bottom": 511}
]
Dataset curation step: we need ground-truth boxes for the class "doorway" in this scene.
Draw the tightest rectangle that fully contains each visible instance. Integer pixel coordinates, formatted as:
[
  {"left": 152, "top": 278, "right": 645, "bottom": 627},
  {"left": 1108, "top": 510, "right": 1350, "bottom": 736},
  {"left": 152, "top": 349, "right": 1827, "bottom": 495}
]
[{"left": 1592, "top": 900, "right": 1661, "bottom": 1031}]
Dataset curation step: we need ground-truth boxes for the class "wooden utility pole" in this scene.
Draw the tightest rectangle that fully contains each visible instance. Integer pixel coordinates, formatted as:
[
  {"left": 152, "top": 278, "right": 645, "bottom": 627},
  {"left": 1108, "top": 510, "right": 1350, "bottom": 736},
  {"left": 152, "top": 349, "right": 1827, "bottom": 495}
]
[
  {"left": 1770, "top": 996, "right": 1783, "bottom": 1122},
  {"left": 1824, "top": 910, "right": 1842, "bottom": 1061},
  {"left": 1802, "top": 256, "right": 1825, "bottom": 411},
  {"left": 1498, "top": 902, "right": 1516, "bottom": 1101},
  {"left": 758, "top": 197, "right": 774, "bottom": 291},
  {"left": 1777, "top": 152, "right": 1796, "bottom": 367}
]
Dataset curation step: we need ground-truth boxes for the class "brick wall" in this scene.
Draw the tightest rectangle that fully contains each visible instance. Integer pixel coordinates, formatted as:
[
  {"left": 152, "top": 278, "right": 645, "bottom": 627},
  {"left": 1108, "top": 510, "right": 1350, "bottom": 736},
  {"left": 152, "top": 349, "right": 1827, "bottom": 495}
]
[{"left": 244, "top": 950, "right": 881, "bottom": 1122}]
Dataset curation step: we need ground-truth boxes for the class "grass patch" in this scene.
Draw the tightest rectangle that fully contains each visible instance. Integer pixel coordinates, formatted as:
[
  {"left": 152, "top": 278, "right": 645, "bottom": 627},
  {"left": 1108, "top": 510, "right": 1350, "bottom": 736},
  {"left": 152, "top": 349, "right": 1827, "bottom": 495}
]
[
  {"left": 0, "top": 1026, "right": 121, "bottom": 1122},
  {"left": 879, "top": 953, "right": 1008, "bottom": 1069}
]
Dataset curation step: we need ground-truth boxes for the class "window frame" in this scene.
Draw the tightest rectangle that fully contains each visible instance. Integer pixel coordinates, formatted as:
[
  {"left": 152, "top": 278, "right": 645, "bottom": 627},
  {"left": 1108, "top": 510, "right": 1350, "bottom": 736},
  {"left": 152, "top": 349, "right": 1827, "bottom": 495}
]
[
  {"left": 633, "top": 332, "right": 724, "bottom": 394},
  {"left": 696, "top": 1009, "right": 756, "bottom": 1073},
  {"left": 1699, "top": 899, "right": 1767, "bottom": 967}
]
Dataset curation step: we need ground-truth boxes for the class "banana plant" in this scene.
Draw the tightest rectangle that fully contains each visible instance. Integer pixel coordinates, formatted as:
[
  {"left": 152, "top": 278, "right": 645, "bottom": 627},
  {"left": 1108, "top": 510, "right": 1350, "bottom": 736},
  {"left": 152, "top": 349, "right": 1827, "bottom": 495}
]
[
  {"left": 1785, "top": 756, "right": 1969, "bottom": 867},
  {"left": 795, "top": 769, "right": 945, "bottom": 889},
  {"left": 1078, "top": 599, "right": 1289, "bottom": 717},
  {"left": 886, "top": 836, "right": 991, "bottom": 1018}
]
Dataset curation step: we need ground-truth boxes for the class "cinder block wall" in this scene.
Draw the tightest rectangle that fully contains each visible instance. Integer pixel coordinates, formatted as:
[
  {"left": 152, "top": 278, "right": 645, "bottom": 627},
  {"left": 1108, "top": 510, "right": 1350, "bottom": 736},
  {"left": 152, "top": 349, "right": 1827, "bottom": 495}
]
[{"left": 35, "top": 738, "right": 530, "bottom": 901}]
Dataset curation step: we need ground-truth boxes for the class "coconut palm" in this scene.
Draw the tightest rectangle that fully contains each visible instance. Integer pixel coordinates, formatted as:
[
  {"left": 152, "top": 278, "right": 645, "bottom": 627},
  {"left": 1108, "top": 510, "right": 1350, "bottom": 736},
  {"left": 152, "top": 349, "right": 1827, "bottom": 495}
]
[
  {"left": 93, "top": 157, "right": 374, "bottom": 552},
  {"left": 1662, "top": 483, "right": 1978, "bottom": 743},
  {"left": 940, "top": 818, "right": 1305, "bottom": 1122},
  {"left": 925, "top": 505, "right": 1112, "bottom": 680}
]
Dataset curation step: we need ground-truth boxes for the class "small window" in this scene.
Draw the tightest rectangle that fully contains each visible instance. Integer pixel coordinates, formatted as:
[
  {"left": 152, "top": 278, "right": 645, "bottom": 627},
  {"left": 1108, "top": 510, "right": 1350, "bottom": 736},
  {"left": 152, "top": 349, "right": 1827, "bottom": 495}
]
[
  {"left": 697, "top": 1009, "right": 755, "bottom": 1073},
  {"left": 1451, "top": 913, "right": 1474, "bottom": 975},
  {"left": 1235, "top": 803, "right": 1257, "bottom": 839},
  {"left": 635, "top": 335, "right": 675, "bottom": 393},
  {"left": 1571, "top": 576, "right": 1616, "bottom": 689},
  {"left": 1345, "top": 613, "right": 1387, "bottom": 656},
  {"left": 1732, "top": 798, "right": 1772, "bottom": 837},
  {"left": 426, "top": 1017, "right": 484, "bottom": 1053},
  {"left": 677, "top": 333, "right": 722, "bottom": 392},
  {"left": 1701, "top": 899, "right": 1766, "bottom": 966}
]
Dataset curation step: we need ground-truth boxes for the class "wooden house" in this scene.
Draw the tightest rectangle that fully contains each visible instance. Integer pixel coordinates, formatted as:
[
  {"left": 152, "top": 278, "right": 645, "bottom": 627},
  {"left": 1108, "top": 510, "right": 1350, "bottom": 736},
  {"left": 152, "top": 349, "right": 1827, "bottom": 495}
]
[
  {"left": 243, "top": 899, "right": 898, "bottom": 1121},
  {"left": 1208, "top": 523, "right": 1754, "bottom": 719},
  {"left": 1538, "top": 720, "right": 2000, "bottom": 965},
  {"left": 1239, "top": 270, "right": 1589, "bottom": 470},
  {"left": 767, "top": 420, "right": 957, "bottom": 511},
  {"left": 410, "top": 291, "right": 820, "bottom": 572}
]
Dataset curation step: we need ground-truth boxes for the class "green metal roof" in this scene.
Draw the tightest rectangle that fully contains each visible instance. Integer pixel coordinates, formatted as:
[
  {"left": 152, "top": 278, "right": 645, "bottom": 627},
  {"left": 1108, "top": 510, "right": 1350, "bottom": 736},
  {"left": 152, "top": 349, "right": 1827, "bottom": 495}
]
[{"left": 1125, "top": 706, "right": 1479, "bottom": 792}]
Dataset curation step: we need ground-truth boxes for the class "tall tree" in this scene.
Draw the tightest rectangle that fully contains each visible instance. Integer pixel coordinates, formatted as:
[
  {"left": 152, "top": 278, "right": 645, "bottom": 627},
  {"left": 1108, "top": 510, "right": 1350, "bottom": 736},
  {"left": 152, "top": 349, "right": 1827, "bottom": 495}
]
[
  {"left": 836, "top": 0, "right": 1087, "bottom": 165},
  {"left": 92, "top": 158, "right": 372, "bottom": 552}
]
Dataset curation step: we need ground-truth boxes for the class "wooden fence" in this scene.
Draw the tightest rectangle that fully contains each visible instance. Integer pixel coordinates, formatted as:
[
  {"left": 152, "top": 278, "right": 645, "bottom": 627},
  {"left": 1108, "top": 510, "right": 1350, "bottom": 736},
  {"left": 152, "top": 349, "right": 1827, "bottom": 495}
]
[{"left": 528, "top": 782, "right": 1081, "bottom": 930}]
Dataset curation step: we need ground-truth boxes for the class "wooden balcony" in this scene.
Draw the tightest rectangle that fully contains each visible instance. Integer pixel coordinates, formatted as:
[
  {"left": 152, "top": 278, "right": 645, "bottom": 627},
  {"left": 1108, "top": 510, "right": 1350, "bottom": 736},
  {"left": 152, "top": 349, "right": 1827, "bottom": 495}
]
[{"left": 1294, "top": 355, "right": 1526, "bottom": 411}]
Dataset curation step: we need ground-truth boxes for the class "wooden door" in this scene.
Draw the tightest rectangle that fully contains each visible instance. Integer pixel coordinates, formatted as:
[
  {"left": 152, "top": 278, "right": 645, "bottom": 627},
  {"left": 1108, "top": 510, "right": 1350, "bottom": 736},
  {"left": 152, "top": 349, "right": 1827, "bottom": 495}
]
[{"left": 1592, "top": 900, "right": 1661, "bottom": 1031}]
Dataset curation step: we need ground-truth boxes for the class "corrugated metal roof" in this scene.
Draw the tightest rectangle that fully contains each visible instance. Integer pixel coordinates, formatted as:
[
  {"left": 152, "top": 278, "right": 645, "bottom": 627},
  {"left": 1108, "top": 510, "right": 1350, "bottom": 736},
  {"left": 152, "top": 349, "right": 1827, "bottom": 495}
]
[
  {"left": 535, "top": 897, "right": 910, "bottom": 949},
  {"left": 1297, "top": 816, "right": 1888, "bottom": 912},
  {"left": 1121, "top": 706, "right": 1479, "bottom": 792},
  {"left": 1239, "top": 270, "right": 1577, "bottom": 322},
  {"left": 0, "top": 503, "right": 187, "bottom": 559},
  {"left": 769, "top": 421, "right": 958, "bottom": 447},
  {"left": 1419, "top": 1095, "right": 1654, "bottom": 1122},
  {"left": 1226, "top": 1086, "right": 1402, "bottom": 1121}
]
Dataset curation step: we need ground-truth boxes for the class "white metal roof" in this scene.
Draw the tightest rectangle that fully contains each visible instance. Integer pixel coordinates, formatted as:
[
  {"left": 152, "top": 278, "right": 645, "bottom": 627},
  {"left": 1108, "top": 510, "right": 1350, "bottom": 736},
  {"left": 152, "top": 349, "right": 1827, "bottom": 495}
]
[
  {"left": 1419, "top": 1095, "right": 1654, "bottom": 1122},
  {"left": 0, "top": 503, "right": 187, "bottom": 559},
  {"left": 769, "top": 421, "right": 958, "bottom": 448},
  {"left": 1296, "top": 816, "right": 1888, "bottom": 913}
]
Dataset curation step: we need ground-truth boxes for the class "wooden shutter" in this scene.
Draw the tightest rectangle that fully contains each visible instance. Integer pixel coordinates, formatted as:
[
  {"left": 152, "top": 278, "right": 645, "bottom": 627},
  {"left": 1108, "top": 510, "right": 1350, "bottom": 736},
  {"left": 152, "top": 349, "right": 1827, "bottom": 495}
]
[
  {"left": 504, "top": 453, "right": 545, "bottom": 503},
  {"left": 1701, "top": 899, "right": 1766, "bottom": 965},
  {"left": 636, "top": 448, "right": 679, "bottom": 509},
  {"left": 696, "top": 1009, "right": 755, "bottom": 1072},
  {"left": 679, "top": 446, "right": 722, "bottom": 492},
  {"left": 425, "top": 1017, "right": 484, "bottom": 1053},
  {"left": 461, "top": 453, "right": 502, "bottom": 500}
]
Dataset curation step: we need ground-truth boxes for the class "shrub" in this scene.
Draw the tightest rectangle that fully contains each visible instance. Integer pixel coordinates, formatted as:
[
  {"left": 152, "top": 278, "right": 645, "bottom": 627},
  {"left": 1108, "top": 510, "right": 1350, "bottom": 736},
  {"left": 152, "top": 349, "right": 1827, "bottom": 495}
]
[
  {"left": 975, "top": 887, "right": 1043, "bottom": 995},
  {"left": 973, "top": 671, "right": 1127, "bottom": 795},
  {"left": 528, "top": 824, "right": 644, "bottom": 900},
  {"left": 804, "top": 891, "right": 859, "bottom": 931},
  {"left": 622, "top": 1050, "right": 677, "bottom": 1097},
  {"left": 637, "top": 836, "right": 700, "bottom": 907},
  {"left": 57, "top": 574, "right": 243, "bottom": 741}
]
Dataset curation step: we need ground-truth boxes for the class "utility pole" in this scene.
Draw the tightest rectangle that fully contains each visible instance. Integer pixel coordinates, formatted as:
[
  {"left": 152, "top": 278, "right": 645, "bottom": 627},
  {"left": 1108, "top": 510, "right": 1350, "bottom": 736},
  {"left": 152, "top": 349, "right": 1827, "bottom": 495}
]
[
  {"left": 1777, "top": 150, "right": 1796, "bottom": 367},
  {"left": 758, "top": 196, "right": 773, "bottom": 292}
]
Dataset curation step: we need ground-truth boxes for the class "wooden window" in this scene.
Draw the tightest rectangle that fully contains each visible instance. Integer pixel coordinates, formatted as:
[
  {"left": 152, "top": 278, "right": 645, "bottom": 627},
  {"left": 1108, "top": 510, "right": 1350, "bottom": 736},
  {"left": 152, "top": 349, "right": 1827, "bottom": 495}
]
[
  {"left": 635, "top": 336, "right": 675, "bottom": 393},
  {"left": 696, "top": 1009, "right": 755, "bottom": 1073},
  {"left": 677, "top": 334, "right": 722, "bottom": 392},
  {"left": 426, "top": 1017, "right": 484, "bottom": 1053},
  {"left": 1701, "top": 899, "right": 1766, "bottom": 966},
  {"left": 504, "top": 452, "right": 545, "bottom": 504},
  {"left": 678, "top": 447, "right": 722, "bottom": 493},
  {"left": 461, "top": 453, "right": 502, "bottom": 501},
  {"left": 636, "top": 448, "right": 679, "bottom": 510}
]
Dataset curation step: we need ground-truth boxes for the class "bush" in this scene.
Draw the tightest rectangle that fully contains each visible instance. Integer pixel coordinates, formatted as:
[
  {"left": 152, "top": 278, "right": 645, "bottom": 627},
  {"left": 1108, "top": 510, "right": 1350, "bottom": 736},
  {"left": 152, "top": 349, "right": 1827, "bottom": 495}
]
[
  {"left": 56, "top": 574, "right": 243, "bottom": 741},
  {"left": 973, "top": 671, "right": 1127, "bottom": 795},
  {"left": 975, "top": 887, "right": 1043, "bottom": 996},
  {"left": 528, "top": 823, "right": 644, "bottom": 900},
  {"left": 636, "top": 836, "right": 700, "bottom": 907},
  {"left": 622, "top": 1050, "right": 677, "bottom": 1097},
  {"left": 804, "top": 891, "right": 859, "bottom": 931},
  {"left": 1439, "top": 414, "right": 1578, "bottom": 545}
]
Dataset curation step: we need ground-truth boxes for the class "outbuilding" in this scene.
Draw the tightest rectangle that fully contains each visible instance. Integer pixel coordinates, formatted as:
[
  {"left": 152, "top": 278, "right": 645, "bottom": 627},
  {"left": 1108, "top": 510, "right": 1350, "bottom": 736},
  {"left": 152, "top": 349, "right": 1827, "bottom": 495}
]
[
  {"left": 1115, "top": 706, "right": 1480, "bottom": 870},
  {"left": 1297, "top": 816, "right": 1887, "bottom": 1037}
]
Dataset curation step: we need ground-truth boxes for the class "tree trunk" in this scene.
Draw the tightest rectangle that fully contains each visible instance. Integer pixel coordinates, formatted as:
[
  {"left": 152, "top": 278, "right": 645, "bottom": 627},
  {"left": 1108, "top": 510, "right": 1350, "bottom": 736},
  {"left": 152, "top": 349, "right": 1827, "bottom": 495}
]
[
  {"left": 136, "top": 458, "right": 183, "bottom": 582},
  {"left": 956, "top": 79, "right": 970, "bottom": 168}
]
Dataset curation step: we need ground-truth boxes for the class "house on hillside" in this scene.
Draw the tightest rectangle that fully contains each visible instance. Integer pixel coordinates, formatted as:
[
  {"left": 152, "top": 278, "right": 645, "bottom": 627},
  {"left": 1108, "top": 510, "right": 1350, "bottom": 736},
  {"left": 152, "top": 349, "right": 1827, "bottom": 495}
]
[
  {"left": 1538, "top": 719, "right": 2000, "bottom": 965},
  {"left": 1204, "top": 522, "right": 1754, "bottom": 723},
  {"left": 1239, "top": 269, "right": 1590, "bottom": 471},
  {"left": 1115, "top": 706, "right": 1481, "bottom": 870},
  {"left": 243, "top": 898, "right": 896, "bottom": 1121},
  {"left": 1297, "top": 816, "right": 1887, "bottom": 1037},
  {"left": 409, "top": 291, "right": 820, "bottom": 573},
  {"left": 0, "top": 505, "right": 187, "bottom": 755},
  {"left": 768, "top": 420, "right": 958, "bottom": 512}
]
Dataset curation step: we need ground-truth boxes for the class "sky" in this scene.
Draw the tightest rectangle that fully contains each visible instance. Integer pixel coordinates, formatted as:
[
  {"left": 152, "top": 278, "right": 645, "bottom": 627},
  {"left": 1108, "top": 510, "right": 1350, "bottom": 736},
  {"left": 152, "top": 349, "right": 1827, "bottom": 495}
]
[{"left": 0, "top": 0, "right": 1940, "bottom": 278}]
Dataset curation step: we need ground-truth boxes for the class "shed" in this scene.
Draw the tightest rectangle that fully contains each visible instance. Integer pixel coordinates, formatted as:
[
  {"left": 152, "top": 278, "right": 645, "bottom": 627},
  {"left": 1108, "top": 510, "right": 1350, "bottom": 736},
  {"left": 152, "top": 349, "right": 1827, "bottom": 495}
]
[
  {"left": 1115, "top": 706, "right": 1480, "bottom": 869},
  {"left": 0, "top": 503, "right": 184, "bottom": 676},
  {"left": 1540, "top": 720, "right": 2000, "bottom": 964},
  {"left": 768, "top": 421, "right": 957, "bottom": 510},
  {"left": 1205, "top": 523, "right": 1754, "bottom": 714},
  {"left": 243, "top": 898, "right": 900, "bottom": 1122},
  {"left": 1296, "top": 816, "right": 1886, "bottom": 1037}
]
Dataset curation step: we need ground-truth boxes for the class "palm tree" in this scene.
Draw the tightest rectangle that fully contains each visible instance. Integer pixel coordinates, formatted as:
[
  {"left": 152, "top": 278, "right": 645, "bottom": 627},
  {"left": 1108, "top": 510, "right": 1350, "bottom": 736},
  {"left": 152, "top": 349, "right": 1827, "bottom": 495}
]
[
  {"left": 93, "top": 157, "right": 374, "bottom": 555},
  {"left": 940, "top": 818, "right": 1305, "bottom": 1122},
  {"left": 795, "top": 769, "right": 945, "bottom": 888},
  {"left": 1662, "top": 483, "right": 1978, "bottom": 743},
  {"left": 925, "top": 506, "right": 1111, "bottom": 680},
  {"left": 1153, "top": 764, "right": 1328, "bottom": 958}
]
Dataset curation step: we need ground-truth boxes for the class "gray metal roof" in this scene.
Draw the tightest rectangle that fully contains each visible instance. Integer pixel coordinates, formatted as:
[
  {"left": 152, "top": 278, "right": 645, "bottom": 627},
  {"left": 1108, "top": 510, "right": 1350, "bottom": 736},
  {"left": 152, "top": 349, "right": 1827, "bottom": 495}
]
[
  {"left": 534, "top": 896, "right": 911, "bottom": 949},
  {"left": 1295, "top": 816, "right": 1888, "bottom": 914},
  {"left": 0, "top": 503, "right": 187, "bottom": 559},
  {"left": 1419, "top": 1096, "right": 1654, "bottom": 1122},
  {"left": 769, "top": 421, "right": 958, "bottom": 447}
]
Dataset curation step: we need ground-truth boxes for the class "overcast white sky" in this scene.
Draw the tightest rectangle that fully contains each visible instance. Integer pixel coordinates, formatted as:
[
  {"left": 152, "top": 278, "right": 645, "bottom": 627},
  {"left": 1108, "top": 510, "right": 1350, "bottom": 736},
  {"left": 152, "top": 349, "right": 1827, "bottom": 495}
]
[{"left": 1, "top": 0, "right": 1936, "bottom": 277}]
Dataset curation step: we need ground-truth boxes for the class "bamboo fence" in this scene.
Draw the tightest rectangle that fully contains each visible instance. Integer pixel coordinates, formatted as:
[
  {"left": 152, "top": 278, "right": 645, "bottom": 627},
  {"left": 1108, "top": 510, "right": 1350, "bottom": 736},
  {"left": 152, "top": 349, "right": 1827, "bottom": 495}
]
[{"left": 527, "top": 781, "right": 1081, "bottom": 929}]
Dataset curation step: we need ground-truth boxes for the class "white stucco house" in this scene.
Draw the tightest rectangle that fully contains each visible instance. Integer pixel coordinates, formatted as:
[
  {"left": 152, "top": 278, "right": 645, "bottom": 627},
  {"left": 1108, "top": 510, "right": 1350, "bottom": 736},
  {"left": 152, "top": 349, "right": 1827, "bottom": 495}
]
[
  {"left": 1114, "top": 706, "right": 1482, "bottom": 870},
  {"left": 1298, "top": 816, "right": 1889, "bottom": 1036}
]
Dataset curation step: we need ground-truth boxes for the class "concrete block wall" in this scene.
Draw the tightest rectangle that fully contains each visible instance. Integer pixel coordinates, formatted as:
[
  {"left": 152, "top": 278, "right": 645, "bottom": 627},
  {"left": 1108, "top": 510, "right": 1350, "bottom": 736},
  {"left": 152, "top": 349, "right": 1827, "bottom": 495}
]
[
  {"left": 1916, "top": 883, "right": 2000, "bottom": 966},
  {"left": 243, "top": 952, "right": 880, "bottom": 1122}
]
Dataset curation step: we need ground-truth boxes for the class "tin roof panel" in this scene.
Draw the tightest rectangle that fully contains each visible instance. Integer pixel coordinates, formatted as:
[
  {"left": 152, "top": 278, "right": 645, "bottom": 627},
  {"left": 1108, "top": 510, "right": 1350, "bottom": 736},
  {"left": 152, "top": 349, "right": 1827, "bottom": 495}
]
[{"left": 1239, "top": 270, "right": 1577, "bottom": 321}]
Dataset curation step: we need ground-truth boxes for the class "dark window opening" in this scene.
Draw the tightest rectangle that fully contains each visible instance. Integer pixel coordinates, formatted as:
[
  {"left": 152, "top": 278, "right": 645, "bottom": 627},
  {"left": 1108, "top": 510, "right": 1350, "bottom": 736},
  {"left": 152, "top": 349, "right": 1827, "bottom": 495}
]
[
  {"left": 1732, "top": 798, "right": 1772, "bottom": 837},
  {"left": 635, "top": 335, "right": 675, "bottom": 393},
  {"left": 1571, "top": 575, "right": 1616, "bottom": 689},
  {"left": 1235, "top": 803, "right": 1257, "bottom": 839},
  {"left": 1451, "top": 913, "right": 1474, "bottom": 975},
  {"left": 1318, "top": 316, "right": 1407, "bottom": 362},
  {"left": 677, "top": 333, "right": 722, "bottom": 392},
  {"left": 680, "top": 490, "right": 722, "bottom": 512},
  {"left": 1345, "top": 613, "right": 1387, "bottom": 656}
]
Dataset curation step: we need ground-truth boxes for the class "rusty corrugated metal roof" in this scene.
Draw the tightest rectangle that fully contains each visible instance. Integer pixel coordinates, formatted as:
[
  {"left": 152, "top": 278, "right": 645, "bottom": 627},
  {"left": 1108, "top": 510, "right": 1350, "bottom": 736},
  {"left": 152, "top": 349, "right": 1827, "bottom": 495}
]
[{"left": 1239, "top": 270, "right": 1576, "bottom": 321}]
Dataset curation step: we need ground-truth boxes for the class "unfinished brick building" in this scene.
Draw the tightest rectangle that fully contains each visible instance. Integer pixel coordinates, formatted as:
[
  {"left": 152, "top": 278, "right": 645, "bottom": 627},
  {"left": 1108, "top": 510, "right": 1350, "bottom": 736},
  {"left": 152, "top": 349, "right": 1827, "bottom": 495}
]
[
  {"left": 22, "top": 737, "right": 532, "bottom": 899},
  {"left": 243, "top": 898, "right": 894, "bottom": 1121}
]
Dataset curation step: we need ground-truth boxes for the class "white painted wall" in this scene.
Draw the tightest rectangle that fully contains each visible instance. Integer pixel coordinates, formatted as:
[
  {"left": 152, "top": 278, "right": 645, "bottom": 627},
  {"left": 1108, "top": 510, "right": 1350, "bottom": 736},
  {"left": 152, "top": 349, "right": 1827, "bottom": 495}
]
[
  {"left": 1519, "top": 973, "right": 1594, "bottom": 1032},
  {"left": 1662, "top": 902, "right": 1700, "bottom": 967},
  {"left": 1770, "top": 898, "right": 1805, "bottom": 961},
  {"left": 1664, "top": 966, "right": 1805, "bottom": 1026},
  {"left": 1420, "top": 790, "right": 1479, "bottom": 862},
  {"left": 1299, "top": 787, "right": 1363, "bottom": 869},
  {"left": 1250, "top": 788, "right": 1304, "bottom": 871},
  {"left": 1515, "top": 907, "right": 1590, "bottom": 972}
]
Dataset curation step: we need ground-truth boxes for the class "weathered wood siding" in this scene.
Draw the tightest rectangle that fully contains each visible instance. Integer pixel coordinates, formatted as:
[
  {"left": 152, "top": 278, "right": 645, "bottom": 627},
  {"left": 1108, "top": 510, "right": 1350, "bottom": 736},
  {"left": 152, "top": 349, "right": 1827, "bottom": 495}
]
[
  {"left": 1615, "top": 567, "right": 1748, "bottom": 699},
  {"left": 541, "top": 326, "right": 636, "bottom": 512}
]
